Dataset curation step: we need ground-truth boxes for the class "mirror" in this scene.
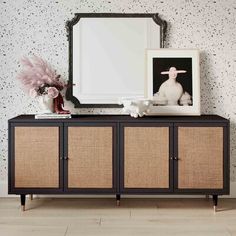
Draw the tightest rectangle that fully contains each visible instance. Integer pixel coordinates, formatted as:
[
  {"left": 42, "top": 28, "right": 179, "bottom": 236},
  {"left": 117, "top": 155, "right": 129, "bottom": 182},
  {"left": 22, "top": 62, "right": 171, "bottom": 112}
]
[{"left": 66, "top": 13, "right": 167, "bottom": 108}]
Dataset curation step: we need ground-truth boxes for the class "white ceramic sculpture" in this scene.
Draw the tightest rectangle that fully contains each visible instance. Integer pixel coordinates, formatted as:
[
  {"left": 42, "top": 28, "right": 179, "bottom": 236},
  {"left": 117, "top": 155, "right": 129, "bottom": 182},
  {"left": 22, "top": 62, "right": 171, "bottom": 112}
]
[
  {"left": 153, "top": 67, "right": 192, "bottom": 106},
  {"left": 119, "top": 98, "right": 152, "bottom": 118}
]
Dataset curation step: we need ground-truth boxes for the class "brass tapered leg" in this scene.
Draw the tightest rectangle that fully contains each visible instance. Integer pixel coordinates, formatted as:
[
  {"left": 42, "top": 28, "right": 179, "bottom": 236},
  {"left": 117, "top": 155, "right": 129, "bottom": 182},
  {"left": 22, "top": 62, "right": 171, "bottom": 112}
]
[
  {"left": 214, "top": 205, "right": 217, "bottom": 213},
  {"left": 116, "top": 194, "right": 120, "bottom": 206},
  {"left": 20, "top": 194, "right": 26, "bottom": 212},
  {"left": 213, "top": 195, "right": 218, "bottom": 213}
]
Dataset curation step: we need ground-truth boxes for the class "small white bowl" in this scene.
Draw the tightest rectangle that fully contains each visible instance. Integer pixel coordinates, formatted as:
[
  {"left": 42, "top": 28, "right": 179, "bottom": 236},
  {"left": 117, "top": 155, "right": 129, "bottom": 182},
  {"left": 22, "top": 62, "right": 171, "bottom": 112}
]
[{"left": 119, "top": 97, "right": 152, "bottom": 118}]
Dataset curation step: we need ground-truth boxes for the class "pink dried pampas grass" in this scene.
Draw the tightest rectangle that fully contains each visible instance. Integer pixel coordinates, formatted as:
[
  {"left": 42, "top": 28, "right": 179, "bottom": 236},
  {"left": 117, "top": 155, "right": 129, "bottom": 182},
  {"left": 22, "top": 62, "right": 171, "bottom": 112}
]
[{"left": 17, "top": 56, "right": 65, "bottom": 97}]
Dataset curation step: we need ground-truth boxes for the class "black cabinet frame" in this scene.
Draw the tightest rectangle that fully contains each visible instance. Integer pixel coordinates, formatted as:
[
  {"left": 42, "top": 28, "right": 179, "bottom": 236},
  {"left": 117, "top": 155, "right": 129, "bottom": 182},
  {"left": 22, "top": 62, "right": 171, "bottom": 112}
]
[{"left": 8, "top": 115, "right": 230, "bottom": 210}]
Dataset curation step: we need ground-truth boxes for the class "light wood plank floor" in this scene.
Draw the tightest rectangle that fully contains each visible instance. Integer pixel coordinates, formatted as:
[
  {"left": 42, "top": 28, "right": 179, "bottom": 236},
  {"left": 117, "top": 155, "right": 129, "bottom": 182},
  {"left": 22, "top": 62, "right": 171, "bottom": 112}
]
[{"left": 1, "top": 198, "right": 236, "bottom": 236}]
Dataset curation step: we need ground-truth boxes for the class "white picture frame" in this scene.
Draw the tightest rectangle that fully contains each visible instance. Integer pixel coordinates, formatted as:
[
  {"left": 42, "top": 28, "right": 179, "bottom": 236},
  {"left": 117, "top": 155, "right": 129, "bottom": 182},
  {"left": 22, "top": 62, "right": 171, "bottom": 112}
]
[{"left": 147, "top": 49, "right": 200, "bottom": 115}]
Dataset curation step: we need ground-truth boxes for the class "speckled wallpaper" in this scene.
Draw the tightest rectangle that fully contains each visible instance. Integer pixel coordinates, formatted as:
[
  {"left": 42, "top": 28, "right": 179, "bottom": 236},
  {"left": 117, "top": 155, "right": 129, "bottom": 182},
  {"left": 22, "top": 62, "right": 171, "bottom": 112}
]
[{"left": 0, "top": 0, "right": 235, "bottom": 195}]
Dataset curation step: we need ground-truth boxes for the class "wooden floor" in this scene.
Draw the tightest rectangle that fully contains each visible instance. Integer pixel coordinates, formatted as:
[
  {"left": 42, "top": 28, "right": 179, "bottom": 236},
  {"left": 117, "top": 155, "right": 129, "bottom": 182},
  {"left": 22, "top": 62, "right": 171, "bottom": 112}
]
[{"left": 1, "top": 197, "right": 236, "bottom": 236}]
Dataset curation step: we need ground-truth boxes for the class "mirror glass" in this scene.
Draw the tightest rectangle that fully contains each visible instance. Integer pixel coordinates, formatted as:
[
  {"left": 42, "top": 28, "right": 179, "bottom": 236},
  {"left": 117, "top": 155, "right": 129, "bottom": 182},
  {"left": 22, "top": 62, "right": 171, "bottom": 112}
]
[{"left": 67, "top": 14, "right": 167, "bottom": 108}]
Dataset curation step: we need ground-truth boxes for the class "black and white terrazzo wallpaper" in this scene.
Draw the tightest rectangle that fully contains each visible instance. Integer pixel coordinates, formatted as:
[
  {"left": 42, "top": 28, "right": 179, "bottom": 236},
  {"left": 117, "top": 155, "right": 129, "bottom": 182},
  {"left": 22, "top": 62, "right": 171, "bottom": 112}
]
[{"left": 0, "top": 0, "right": 235, "bottom": 193}]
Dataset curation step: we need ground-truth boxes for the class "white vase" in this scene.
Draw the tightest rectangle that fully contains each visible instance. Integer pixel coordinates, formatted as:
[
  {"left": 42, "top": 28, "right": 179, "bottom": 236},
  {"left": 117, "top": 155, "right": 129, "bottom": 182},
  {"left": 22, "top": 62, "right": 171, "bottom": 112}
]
[{"left": 38, "top": 95, "right": 54, "bottom": 114}]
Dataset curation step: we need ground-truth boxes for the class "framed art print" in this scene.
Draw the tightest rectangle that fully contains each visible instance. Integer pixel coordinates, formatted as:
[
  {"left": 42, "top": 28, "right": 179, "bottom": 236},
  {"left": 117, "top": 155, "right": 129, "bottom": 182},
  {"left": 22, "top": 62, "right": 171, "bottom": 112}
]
[{"left": 147, "top": 49, "right": 200, "bottom": 115}]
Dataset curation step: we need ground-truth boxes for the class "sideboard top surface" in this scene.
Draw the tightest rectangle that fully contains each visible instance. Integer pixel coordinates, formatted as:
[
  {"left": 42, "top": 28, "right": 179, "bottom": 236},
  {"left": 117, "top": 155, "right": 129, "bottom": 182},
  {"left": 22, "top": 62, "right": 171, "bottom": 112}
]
[{"left": 9, "top": 114, "right": 229, "bottom": 123}]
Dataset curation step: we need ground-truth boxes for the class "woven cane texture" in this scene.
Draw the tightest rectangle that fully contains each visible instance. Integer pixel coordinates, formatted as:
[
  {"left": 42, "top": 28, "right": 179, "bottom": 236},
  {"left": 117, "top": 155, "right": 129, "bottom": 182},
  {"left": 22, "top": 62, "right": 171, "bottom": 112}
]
[
  {"left": 15, "top": 127, "right": 59, "bottom": 188},
  {"left": 68, "top": 127, "right": 113, "bottom": 188},
  {"left": 178, "top": 127, "right": 223, "bottom": 189},
  {"left": 124, "top": 127, "right": 169, "bottom": 188}
]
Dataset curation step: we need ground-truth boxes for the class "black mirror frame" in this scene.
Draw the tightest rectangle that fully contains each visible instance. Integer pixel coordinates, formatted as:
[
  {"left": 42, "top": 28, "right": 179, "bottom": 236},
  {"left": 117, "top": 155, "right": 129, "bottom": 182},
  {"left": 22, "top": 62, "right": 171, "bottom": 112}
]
[{"left": 66, "top": 13, "right": 167, "bottom": 108}]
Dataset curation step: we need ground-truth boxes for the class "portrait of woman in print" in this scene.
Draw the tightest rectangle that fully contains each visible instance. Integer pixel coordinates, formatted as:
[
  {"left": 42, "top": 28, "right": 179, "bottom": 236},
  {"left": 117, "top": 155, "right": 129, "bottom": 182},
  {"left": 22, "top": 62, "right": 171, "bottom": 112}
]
[{"left": 152, "top": 58, "right": 193, "bottom": 106}]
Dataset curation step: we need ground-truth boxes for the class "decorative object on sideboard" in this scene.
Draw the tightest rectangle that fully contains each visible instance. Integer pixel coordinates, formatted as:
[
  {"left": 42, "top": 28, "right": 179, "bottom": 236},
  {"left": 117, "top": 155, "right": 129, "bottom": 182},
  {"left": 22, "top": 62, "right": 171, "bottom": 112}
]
[
  {"left": 17, "top": 56, "right": 70, "bottom": 114},
  {"left": 35, "top": 113, "right": 71, "bottom": 119},
  {"left": 119, "top": 98, "right": 152, "bottom": 118},
  {"left": 37, "top": 93, "right": 54, "bottom": 114},
  {"left": 147, "top": 49, "right": 200, "bottom": 116},
  {"left": 66, "top": 13, "right": 167, "bottom": 108}
]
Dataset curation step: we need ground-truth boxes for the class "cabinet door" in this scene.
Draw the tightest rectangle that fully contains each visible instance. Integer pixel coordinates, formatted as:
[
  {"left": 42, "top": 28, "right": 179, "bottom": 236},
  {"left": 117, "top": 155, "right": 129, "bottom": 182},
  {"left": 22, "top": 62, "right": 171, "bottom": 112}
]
[
  {"left": 121, "top": 123, "right": 173, "bottom": 193},
  {"left": 64, "top": 124, "right": 116, "bottom": 193},
  {"left": 175, "top": 124, "right": 228, "bottom": 192},
  {"left": 10, "top": 124, "right": 63, "bottom": 193}
]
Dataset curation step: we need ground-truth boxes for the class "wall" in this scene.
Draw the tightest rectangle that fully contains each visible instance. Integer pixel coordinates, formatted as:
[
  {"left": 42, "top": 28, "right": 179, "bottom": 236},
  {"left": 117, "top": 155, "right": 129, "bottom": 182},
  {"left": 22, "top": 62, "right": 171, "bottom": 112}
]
[{"left": 0, "top": 0, "right": 235, "bottom": 196}]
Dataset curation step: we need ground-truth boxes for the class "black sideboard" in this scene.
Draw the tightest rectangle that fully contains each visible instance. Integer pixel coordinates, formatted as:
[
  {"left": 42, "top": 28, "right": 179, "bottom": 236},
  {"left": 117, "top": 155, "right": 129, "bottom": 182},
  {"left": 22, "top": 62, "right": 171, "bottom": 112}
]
[{"left": 8, "top": 115, "right": 230, "bottom": 211}]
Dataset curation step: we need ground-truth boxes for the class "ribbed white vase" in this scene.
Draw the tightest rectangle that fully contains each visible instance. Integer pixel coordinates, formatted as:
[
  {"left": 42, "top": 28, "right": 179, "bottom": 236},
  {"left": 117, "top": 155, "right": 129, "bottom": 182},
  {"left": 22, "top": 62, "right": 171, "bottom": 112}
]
[{"left": 38, "top": 95, "right": 54, "bottom": 114}]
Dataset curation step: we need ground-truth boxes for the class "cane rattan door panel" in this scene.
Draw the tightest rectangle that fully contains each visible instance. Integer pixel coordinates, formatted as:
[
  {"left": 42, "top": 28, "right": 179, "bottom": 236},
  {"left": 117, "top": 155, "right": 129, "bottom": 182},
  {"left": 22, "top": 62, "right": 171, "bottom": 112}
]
[
  {"left": 124, "top": 127, "right": 169, "bottom": 189},
  {"left": 177, "top": 127, "right": 224, "bottom": 189},
  {"left": 14, "top": 127, "right": 59, "bottom": 188},
  {"left": 67, "top": 126, "right": 113, "bottom": 188}
]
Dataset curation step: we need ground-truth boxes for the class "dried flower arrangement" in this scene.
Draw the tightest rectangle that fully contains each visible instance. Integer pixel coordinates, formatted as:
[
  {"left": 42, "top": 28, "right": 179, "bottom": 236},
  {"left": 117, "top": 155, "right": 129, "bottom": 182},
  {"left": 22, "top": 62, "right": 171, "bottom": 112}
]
[{"left": 17, "top": 56, "right": 70, "bottom": 114}]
